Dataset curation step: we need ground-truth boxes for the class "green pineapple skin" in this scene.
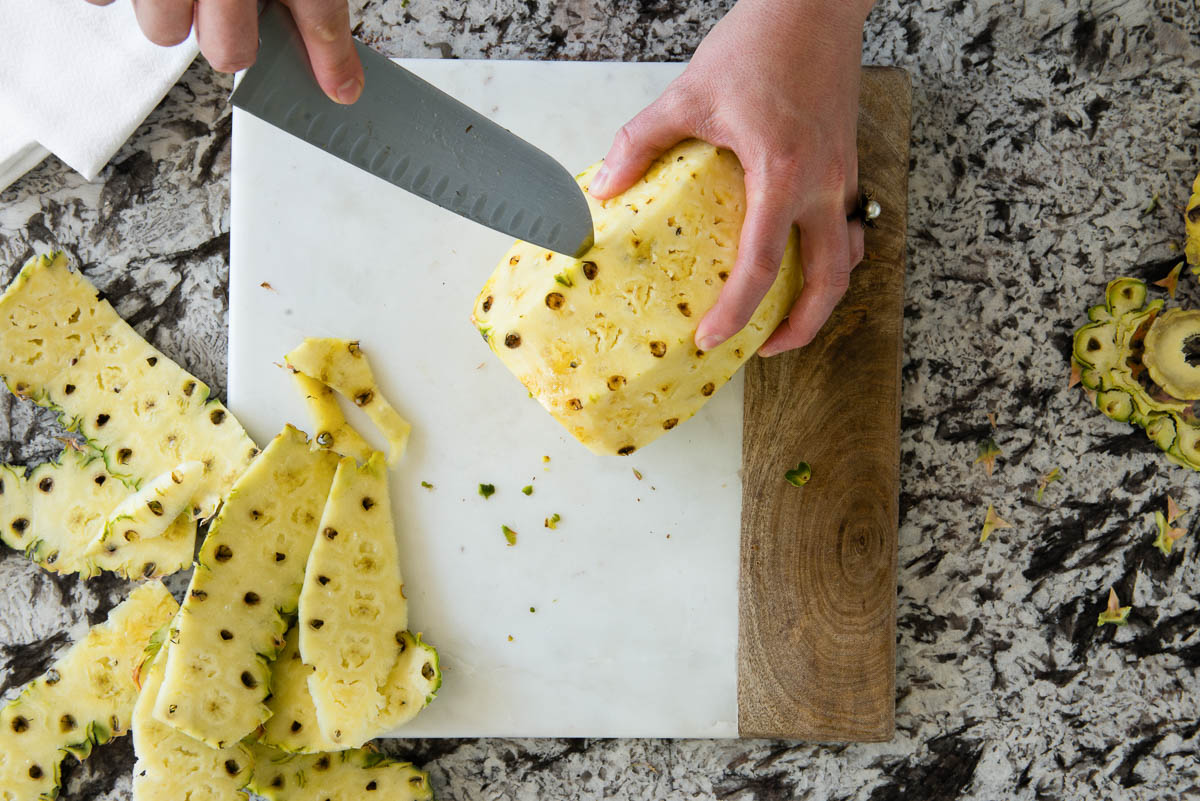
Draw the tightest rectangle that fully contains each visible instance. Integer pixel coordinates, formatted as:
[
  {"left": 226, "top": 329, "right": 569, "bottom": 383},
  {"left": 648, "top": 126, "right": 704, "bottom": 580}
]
[
  {"left": 132, "top": 636, "right": 254, "bottom": 801},
  {"left": 0, "top": 449, "right": 196, "bottom": 580},
  {"left": 248, "top": 744, "right": 434, "bottom": 801},
  {"left": 154, "top": 425, "right": 339, "bottom": 749},
  {"left": 1072, "top": 277, "right": 1200, "bottom": 470},
  {"left": 0, "top": 252, "right": 258, "bottom": 520},
  {"left": 298, "top": 452, "right": 407, "bottom": 749},
  {"left": 0, "top": 582, "right": 178, "bottom": 801}
]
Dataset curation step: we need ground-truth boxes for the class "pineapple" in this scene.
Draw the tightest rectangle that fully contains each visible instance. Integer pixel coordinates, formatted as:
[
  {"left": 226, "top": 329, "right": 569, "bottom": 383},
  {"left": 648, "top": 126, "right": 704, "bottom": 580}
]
[
  {"left": 0, "top": 582, "right": 178, "bottom": 801},
  {"left": 0, "top": 253, "right": 259, "bottom": 519},
  {"left": 131, "top": 637, "right": 254, "bottom": 801},
  {"left": 0, "top": 448, "right": 196, "bottom": 579},
  {"left": 471, "top": 140, "right": 803, "bottom": 456},
  {"left": 86, "top": 460, "right": 204, "bottom": 562},
  {"left": 1186, "top": 170, "right": 1199, "bottom": 267},
  {"left": 262, "top": 626, "right": 440, "bottom": 754},
  {"left": 298, "top": 452, "right": 407, "bottom": 748},
  {"left": 155, "top": 426, "right": 339, "bottom": 748},
  {"left": 285, "top": 339, "right": 411, "bottom": 465},
  {"left": 291, "top": 372, "right": 372, "bottom": 463},
  {"left": 248, "top": 744, "right": 433, "bottom": 801}
]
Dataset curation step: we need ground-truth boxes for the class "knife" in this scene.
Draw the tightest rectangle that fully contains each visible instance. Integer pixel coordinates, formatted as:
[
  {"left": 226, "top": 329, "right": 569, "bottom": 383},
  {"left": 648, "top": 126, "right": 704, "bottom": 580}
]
[{"left": 231, "top": 3, "right": 594, "bottom": 258}]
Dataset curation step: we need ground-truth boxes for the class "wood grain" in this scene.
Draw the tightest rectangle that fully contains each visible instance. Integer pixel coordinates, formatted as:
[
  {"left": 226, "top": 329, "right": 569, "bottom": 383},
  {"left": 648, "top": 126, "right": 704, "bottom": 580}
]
[{"left": 738, "top": 67, "right": 911, "bottom": 741}]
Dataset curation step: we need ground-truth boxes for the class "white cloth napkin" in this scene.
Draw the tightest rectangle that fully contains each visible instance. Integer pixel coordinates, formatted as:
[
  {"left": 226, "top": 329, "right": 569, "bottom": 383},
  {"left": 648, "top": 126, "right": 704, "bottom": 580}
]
[{"left": 0, "top": 0, "right": 200, "bottom": 191}]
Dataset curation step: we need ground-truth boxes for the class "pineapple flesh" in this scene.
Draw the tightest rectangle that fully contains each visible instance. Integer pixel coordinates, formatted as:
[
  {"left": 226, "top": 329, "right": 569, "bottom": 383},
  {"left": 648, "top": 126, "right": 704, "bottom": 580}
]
[
  {"left": 285, "top": 339, "right": 411, "bottom": 465},
  {"left": 248, "top": 744, "right": 434, "bottom": 801},
  {"left": 132, "top": 639, "right": 254, "bottom": 801},
  {"left": 155, "top": 426, "right": 339, "bottom": 748},
  {"left": 262, "top": 626, "right": 440, "bottom": 754},
  {"left": 0, "top": 253, "right": 258, "bottom": 519},
  {"left": 472, "top": 140, "right": 803, "bottom": 455},
  {"left": 0, "top": 448, "right": 196, "bottom": 579},
  {"left": 0, "top": 581, "right": 178, "bottom": 801},
  {"left": 86, "top": 460, "right": 204, "bottom": 562},
  {"left": 298, "top": 452, "right": 407, "bottom": 748},
  {"left": 291, "top": 372, "right": 373, "bottom": 463}
]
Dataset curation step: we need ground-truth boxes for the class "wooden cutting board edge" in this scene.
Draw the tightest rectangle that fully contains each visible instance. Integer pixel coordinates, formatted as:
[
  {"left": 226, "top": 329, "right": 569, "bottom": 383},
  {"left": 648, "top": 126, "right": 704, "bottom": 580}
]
[{"left": 737, "top": 66, "right": 912, "bottom": 741}]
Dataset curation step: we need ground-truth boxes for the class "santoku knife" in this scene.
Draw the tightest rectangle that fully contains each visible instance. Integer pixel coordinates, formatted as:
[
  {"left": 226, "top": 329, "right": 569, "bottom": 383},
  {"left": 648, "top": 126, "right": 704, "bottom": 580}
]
[{"left": 232, "top": 2, "right": 594, "bottom": 257}]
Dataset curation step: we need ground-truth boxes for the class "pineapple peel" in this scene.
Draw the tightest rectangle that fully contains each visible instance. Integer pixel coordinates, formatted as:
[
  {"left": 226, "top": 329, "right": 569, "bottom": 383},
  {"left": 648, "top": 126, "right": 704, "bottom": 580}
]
[
  {"left": 291, "top": 371, "right": 374, "bottom": 463},
  {"left": 285, "top": 338, "right": 411, "bottom": 466},
  {"left": 85, "top": 460, "right": 204, "bottom": 560},
  {"left": 1142, "top": 308, "right": 1200, "bottom": 400},
  {"left": 1097, "top": 587, "right": 1131, "bottom": 627},
  {"left": 0, "top": 582, "right": 178, "bottom": 801},
  {"left": 1072, "top": 277, "right": 1200, "bottom": 470},
  {"left": 472, "top": 140, "right": 804, "bottom": 456},
  {"left": 0, "top": 253, "right": 259, "bottom": 519},
  {"left": 248, "top": 742, "right": 434, "bottom": 801},
  {"left": 1186, "top": 169, "right": 1200, "bottom": 267}
]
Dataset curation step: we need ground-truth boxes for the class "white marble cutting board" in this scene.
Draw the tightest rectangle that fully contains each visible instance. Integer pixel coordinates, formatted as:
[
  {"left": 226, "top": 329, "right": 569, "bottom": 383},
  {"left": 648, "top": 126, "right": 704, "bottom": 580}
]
[{"left": 229, "top": 60, "right": 743, "bottom": 738}]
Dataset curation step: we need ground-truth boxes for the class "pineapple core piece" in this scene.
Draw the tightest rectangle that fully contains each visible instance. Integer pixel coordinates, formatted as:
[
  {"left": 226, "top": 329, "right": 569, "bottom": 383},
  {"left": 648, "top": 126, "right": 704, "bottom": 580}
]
[
  {"left": 472, "top": 140, "right": 803, "bottom": 455},
  {"left": 0, "top": 581, "right": 178, "bottom": 801},
  {"left": 0, "top": 253, "right": 258, "bottom": 519},
  {"left": 132, "top": 641, "right": 254, "bottom": 801},
  {"left": 155, "top": 425, "right": 339, "bottom": 748},
  {"left": 248, "top": 742, "right": 434, "bottom": 801},
  {"left": 298, "top": 452, "right": 407, "bottom": 748}
]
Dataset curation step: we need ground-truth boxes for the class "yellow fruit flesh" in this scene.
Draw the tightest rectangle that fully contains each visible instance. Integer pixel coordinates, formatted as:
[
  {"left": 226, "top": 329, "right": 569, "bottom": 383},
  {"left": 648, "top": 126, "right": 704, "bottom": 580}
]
[
  {"left": 472, "top": 140, "right": 803, "bottom": 455},
  {"left": 87, "top": 460, "right": 203, "bottom": 561},
  {"left": 291, "top": 372, "right": 373, "bottom": 463},
  {"left": 155, "top": 426, "right": 338, "bottom": 748},
  {"left": 0, "top": 582, "right": 178, "bottom": 801},
  {"left": 248, "top": 744, "right": 433, "bottom": 801}
]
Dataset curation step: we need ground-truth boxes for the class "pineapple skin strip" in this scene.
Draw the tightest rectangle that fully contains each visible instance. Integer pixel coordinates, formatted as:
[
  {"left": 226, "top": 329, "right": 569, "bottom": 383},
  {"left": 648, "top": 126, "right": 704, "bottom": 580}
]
[
  {"left": 248, "top": 743, "right": 434, "bottom": 801},
  {"left": 290, "top": 371, "right": 373, "bottom": 463}
]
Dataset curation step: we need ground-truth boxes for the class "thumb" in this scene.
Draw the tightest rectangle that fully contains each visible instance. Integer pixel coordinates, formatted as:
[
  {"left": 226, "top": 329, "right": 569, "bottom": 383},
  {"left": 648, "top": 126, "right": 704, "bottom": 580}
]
[{"left": 590, "top": 87, "right": 698, "bottom": 200}]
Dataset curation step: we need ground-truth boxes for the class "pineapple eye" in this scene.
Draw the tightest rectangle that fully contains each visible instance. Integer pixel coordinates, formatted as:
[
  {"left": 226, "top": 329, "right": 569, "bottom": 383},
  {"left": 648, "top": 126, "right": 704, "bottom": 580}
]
[
  {"left": 315, "top": 756, "right": 330, "bottom": 771},
  {"left": 38, "top": 477, "right": 53, "bottom": 492},
  {"left": 677, "top": 302, "right": 691, "bottom": 317},
  {"left": 142, "top": 562, "right": 157, "bottom": 578},
  {"left": 214, "top": 545, "right": 233, "bottom": 562},
  {"left": 718, "top": 270, "right": 729, "bottom": 281},
  {"left": 183, "top": 381, "right": 196, "bottom": 396},
  {"left": 309, "top": 619, "right": 325, "bottom": 630},
  {"left": 11, "top": 517, "right": 29, "bottom": 534},
  {"left": 250, "top": 509, "right": 263, "bottom": 521},
  {"left": 582, "top": 261, "right": 598, "bottom": 280},
  {"left": 146, "top": 356, "right": 158, "bottom": 366},
  {"left": 240, "top": 671, "right": 257, "bottom": 689},
  {"left": 545, "top": 292, "right": 565, "bottom": 310},
  {"left": 366, "top": 781, "right": 378, "bottom": 791},
  {"left": 566, "top": 398, "right": 582, "bottom": 411},
  {"left": 361, "top": 497, "right": 376, "bottom": 511},
  {"left": 482, "top": 295, "right": 494, "bottom": 312},
  {"left": 701, "top": 382, "right": 715, "bottom": 396},
  {"left": 191, "top": 589, "right": 208, "bottom": 600},
  {"left": 617, "top": 446, "right": 636, "bottom": 456},
  {"left": 395, "top": 631, "right": 407, "bottom": 650},
  {"left": 324, "top": 527, "right": 339, "bottom": 540},
  {"left": 59, "top": 715, "right": 76, "bottom": 732},
  {"left": 224, "top": 760, "right": 241, "bottom": 776},
  {"left": 243, "top": 592, "right": 261, "bottom": 605},
  {"left": 317, "top": 575, "right": 331, "bottom": 586},
  {"left": 353, "top": 390, "right": 374, "bottom": 406},
  {"left": 220, "top": 630, "right": 234, "bottom": 640},
  {"left": 270, "top": 776, "right": 284, "bottom": 788},
  {"left": 649, "top": 341, "right": 667, "bottom": 358},
  {"left": 315, "top": 431, "right": 333, "bottom": 446},
  {"left": 11, "top": 716, "right": 29, "bottom": 733},
  {"left": 210, "top": 409, "right": 226, "bottom": 425},
  {"left": 95, "top": 474, "right": 107, "bottom": 485},
  {"left": 410, "top": 776, "right": 425, "bottom": 788},
  {"left": 63, "top": 383, "right": 75, "bottom": 394},
  {"left": 145, "top": 500, "right": 163, "bottom": 516},
  {"left": 96, "top": 413, "right": 110, "bottom": 427},
  {"left": 348, "top": 341, "right": 362, "bottom": 357},
  {"left": 607, "top": 376, "right": 626, "bottom": 391},
  {"left": 28, "top": 765, "right": 43, "bottom": 780},
  {"left": 504, "top": 333, "right": 522, "bottom": 349},
  {"left": 290, "top": 721, "right": 302, "bottom": 732},
  {"left": 663, "top": 418, "right": 679, "bottom": 430},
  {"left": 274, "top": 552, "right": 286, "bottom": 562},
  {"left": 117, "top": 448, "right": 133, "bottom": 464},
  {"left": 422, "top": 662, "right": 435, "bottom": 680}
]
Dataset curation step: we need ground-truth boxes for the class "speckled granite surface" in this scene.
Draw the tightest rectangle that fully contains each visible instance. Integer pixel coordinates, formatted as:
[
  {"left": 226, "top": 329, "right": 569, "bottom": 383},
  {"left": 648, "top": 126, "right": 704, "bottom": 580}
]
[{"left": 2, "top": 1, "right": 1199, "bottom": 799}]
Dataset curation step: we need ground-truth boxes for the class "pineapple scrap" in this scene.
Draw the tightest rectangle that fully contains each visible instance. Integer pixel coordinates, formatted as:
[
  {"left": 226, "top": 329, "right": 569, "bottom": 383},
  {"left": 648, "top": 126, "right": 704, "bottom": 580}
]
[
  {"left": 0, "top": 450, "right": 197, "bottom": 579},
  {"left": 85, "top": 460, "right": 203, "bottom": 561},
  {"left": 1097, "top": 587, "right": 1131, "bottom": 627},
  {"left": 0, "top": 582, "right": 178, "bottom": 801},
  {"left": 1142, "top": 309, "right": 1200, "bottom": 400},
  {"left": 285, "top": 339, "right": 411, "bottom": 465},
  {"left": 1153, "top": 509, "right": 1187, "bottom": 557},
  {"left": 248, "top": 744, "right": 433, "bottom": 801},
  {"left": 979, "top": 504, "right": 1011, "bottom": 543},
  {"left": 156, "top": 426, "right": 339, "bottom": 749},
  {"left": 1151, "top": 261, "right": 1184, "bottom": 298},
  {"left": 298, "top": 453, "right": 411, "bottom": 748},
  {"left": 974, "top": 438, "right": 1002, "bottom": 477},
  {"left": 472, "top": 140, "right": 803, "bottom": 456},
  {"left": 131, "top": 637, "right": 254, "bottom": 801},
  {"left": 1035, "top": 467, "right": 1062, "bottom": 503},
  {"left": 784, "top": 462, "right": 811, "bottom": 487},
  {"left": 502, "top": 525, "right": 518, "bottom": 546},
  {"left": 262, "top": 625, "right": 439, "bottom": 754},
  {"left": 0, "top": 253, "right": 258, "bottom": 520},
  {"left": 1166, "top": 494, "right": 1187, "bottom": 524},
  {"left": 291, "top": 372, "right": 373, "bottom": 463},
  {"left": 1186, "top": 169, "right": 1199, "bottom": 268}
]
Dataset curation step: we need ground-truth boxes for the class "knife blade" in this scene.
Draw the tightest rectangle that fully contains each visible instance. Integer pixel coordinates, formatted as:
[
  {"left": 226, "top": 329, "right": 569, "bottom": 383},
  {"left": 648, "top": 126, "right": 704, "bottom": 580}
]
[{"left": 232, "top": 3, "right": 594, "bottom": 257}]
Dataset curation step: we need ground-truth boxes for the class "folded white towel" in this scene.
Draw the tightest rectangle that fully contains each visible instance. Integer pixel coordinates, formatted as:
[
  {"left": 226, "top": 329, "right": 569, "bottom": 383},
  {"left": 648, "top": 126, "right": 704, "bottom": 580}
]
[{"left": 0, "top": 0, "right": 200, "bottom": 192}]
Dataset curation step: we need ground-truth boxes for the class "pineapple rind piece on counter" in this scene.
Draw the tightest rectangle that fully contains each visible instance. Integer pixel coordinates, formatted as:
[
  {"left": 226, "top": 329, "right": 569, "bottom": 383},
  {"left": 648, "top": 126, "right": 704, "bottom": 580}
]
[
  {"left": 248, "top": 743, "right": 434, "bottom": 801},
  {"left": 0, "top": 582, "right": 178, "bottom": 801},
  {"left": 472, "top": 140, "right": 803, "bottom": 455}
]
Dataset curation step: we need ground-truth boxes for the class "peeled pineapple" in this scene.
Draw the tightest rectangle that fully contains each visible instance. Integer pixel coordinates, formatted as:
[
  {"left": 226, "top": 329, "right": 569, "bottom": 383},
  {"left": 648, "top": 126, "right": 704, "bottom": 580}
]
[
  {"left": 472, "top": 140, "right": 802, "bottom": 455},
  {"left": 0, "top": 253, "right": 258, "bottom": 519},
  {"left": 285, "top": 339, "right": 411, "bottom": 465},
  {"left": 248, "top": 744, "right": 433, "bottom": 801},
  {"left": 298, "top": 452, "right": 407, "bottom": 748},
  {"left": 0, "top": 448, "right": 197, "bottom": 579},
  {"left": 155, "top": 426, "right": 339, "bottom": 748},
  {"left": 131, "top": 637, "right": 254, "bottom": 801},
  {"left": 0, "top": 582, "right": 178, "bottom": 801}
]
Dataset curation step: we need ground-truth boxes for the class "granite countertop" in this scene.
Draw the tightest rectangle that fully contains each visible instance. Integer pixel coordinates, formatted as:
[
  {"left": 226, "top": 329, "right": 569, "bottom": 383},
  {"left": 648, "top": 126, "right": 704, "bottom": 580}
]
[{"left": 2, "top": 1, "right": 1199, "bottom": 799}]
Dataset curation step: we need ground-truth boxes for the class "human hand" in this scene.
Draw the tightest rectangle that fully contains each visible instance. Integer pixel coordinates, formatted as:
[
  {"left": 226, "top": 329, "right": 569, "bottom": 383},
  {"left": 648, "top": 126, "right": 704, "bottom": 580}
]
[
  {"left": 589, "top": 0, "right": 874, "bottom": 356},
  {"left": 84, "top": 0, "right": 364, "bottom": 104}
]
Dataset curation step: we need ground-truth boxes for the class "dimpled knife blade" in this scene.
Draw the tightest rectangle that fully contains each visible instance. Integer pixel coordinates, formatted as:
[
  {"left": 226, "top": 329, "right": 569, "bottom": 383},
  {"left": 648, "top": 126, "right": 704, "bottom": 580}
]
[{"left": 232, "top": 3, "right": 594, "bottom": 257}]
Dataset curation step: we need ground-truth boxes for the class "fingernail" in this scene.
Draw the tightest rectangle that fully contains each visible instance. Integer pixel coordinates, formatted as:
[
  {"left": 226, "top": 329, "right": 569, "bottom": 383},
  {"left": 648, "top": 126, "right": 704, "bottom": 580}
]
[
  {"left": 697, "top": 334, "right": 725, "bottom": 352},
  {"left": 590, "top": 165, "right": 610, "bottom": 196},
  {"left": 335, "top": 78, "right": 363, "bottom": 104}
]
